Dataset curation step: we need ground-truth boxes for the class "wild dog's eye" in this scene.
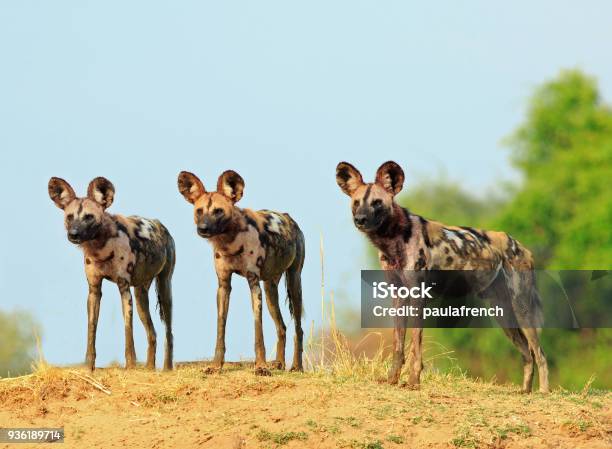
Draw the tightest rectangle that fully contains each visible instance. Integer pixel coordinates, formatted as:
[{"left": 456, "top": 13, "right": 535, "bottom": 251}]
[
  {"left": 66, "top": 214, "right": 74, "bottom": 222},
  {"left": 213, "top": 208, "right": 224, "bottom": 216},
  {"left": 372, "top": 199, "right": 383, "bottom": 208},
  {"left": 196, "top": 208, "right": 203, "bottom": 217},
  {"left": 353, "top": 200, "right": 359, "bottom": 208},
  {"left": 84, "top": 214, "right": 94, "bottom": 221}
]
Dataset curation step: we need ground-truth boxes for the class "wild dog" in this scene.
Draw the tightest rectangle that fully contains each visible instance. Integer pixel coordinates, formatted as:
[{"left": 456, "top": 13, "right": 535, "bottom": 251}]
[
  {"left": 48, "top": 177, "right": 175, "bottom": 371},
  {"left": 336, "top": 161, "right": 549, "bottom": 393},
  {"left": 178, "top": 170, "right": 305, "bottom": 376}
]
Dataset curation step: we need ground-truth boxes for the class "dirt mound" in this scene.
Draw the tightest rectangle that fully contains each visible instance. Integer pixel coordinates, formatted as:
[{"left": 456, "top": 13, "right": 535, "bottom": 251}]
[{"left": 1, "top": 364, "right": 610, "bottom": 448}]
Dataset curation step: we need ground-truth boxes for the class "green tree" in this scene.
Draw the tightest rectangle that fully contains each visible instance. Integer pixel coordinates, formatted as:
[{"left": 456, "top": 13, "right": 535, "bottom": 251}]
[
  {"left": 496, "top": 69, "right": 612, "bottom": 268},
  {"left": 398, "top": 179, "right": 507, "bottom": 226}
]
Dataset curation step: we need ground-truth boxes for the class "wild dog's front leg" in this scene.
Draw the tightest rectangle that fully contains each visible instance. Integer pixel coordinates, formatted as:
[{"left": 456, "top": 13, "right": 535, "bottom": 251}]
[
  {"left": 210, "top": 272, "right": 232, "bottom": 372},
  {"left": 117, "top": 278, "right": 137, "bottom": 369},
  {"left": 388, "top": 321, "right": 407, "bottom": 384},
  {"left": 85, "top": 278, "right": 102, "bottom": 371},
  {"left": 388, "top": 295, "right": 407, "bottom": 384},
  {"left": 247, "top": 273, "right": 270, "bottom": 376},
  {"left": 406, "top": 327, "right": 423, "bottom": 387},
  {"left": 405, "top": 291, "right": 425, "bottom": 388}
]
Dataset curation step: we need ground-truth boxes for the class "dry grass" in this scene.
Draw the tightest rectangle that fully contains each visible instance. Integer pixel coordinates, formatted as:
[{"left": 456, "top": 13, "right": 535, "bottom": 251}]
[
  {"left": 304, "top": 233, "right": 455, "bottom": 382},
  {"left": 1, "top": 361, "right": 610, "bottom": 448},
  {"left": 1, "top": 299, "right": 610, "bottom": 448},
  {"left": 303, "top": 234, "right": 389, "bottom": 380},
  {"left": 3, "top": 300, "right": 610, "bottom": 448}
]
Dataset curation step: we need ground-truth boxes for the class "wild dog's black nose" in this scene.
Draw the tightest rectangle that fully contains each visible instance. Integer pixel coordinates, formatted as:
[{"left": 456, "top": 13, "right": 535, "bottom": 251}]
[
  {"left": 67, "top": 228, "right": 82, "bottom": 243},
  {"left": 197, "top": 224, "right": 210, "bottom": 235},
  {"left": 354, "top": 215, "right": 367, "bottom": 226}
]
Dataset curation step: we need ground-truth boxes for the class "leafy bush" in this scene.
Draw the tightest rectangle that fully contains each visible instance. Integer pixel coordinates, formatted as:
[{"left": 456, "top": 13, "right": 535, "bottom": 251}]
[{"left": 0, "top": 309, "right": 40, "bottom": 377}]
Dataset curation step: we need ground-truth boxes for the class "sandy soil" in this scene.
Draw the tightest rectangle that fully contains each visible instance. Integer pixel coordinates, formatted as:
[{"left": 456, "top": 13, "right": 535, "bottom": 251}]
[{"left": 0, "top": 362, "right": 610, "bottom": 449}]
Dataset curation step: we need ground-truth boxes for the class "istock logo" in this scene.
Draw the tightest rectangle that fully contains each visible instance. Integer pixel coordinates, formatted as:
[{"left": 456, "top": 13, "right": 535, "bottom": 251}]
[{"left": 372, "top": 281, "right": 434, "bottom": 300}]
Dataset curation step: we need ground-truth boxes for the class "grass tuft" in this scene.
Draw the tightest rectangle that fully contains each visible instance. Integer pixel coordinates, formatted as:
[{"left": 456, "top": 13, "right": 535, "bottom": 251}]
[{"left": 257, "top": 429, "right": 308, "bottom": 445}]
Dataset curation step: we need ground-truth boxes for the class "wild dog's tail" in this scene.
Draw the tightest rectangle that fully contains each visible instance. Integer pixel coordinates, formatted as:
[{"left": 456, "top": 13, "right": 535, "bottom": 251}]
[
  {"left": 285, "top": 269, "right": 303, "bottom": 320},
  {"left": 155, "top": 231, "right": 175, "bottom": 325},
  {"left": 530, "top": 284, "right": 544, "bottom": 330},
  {"left": 513, "top": 269, "right": 544, "bottom": 329},
  {"left": 285, "top": 227, "right": 305, "bottom": 321},
  {"left": 156, "top": 270, "right": 173, "bottom": 325},
  {"left": 155, "top": 228, "right": 175, "bottom": 370}
]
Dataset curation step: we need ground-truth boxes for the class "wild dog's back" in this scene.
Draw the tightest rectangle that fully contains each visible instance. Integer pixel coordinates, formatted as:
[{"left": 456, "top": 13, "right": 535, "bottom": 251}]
[
  {"left": 243, "top": 209, "right": 305, "bottom": 280},
  {"left": 112, "top": 215, "right": 176, "bottom": 286}
]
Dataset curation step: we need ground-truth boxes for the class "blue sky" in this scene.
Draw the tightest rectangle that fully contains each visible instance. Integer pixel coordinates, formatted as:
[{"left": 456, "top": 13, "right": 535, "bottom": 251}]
[{"left": 1, "top": 1, "right": 611, "bottom": 367}]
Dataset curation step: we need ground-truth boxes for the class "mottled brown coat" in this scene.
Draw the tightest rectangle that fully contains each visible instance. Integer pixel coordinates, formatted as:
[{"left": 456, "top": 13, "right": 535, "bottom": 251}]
[
  {"left": 48, "top": 177, "right": 175, "bottom": 371},
  {"left": 336, "top": 161, "right": 549, "bottom": 393},
  {"left": 178, "top": 170, "right": 305, "bottom": 375}
]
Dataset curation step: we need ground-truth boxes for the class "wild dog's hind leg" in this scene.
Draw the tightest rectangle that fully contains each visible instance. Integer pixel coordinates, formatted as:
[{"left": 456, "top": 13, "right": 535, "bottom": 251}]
[
  {"left": 502, "top": 328, "right": 534, "bottom": 393},
  {"left": 135, "top": 281, "right": 156, "bottom": 370},
  {"left": 264, "top": 275, "right": 286, "bottom": 370},
  {"left": 485, "top": 275, "right": 535, "bottom": 393},
  {"left": 521, "top": 328, "right": 549, "bottom": 393},
  {"left": 247, "top": 273, "right": 270, "bottom": 376},
  {"left": 85, "top": 276, "right": 102, "bottom": 371},
  {"left": 118, "top": 278, "right": 137, "bottom": 369},
  {"left": 509, "top": 271, "right": 549, "bottom": 393}
]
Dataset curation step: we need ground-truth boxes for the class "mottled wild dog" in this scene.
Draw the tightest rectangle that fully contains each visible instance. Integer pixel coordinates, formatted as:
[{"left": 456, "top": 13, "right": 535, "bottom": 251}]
[
  {"left": 336, "top": 161, "right": 549, "bottom": 393},
  {"left": 48, "top": 177, "right": 175, "bottom": 371},
  {"left": 178, "top": 170, "right": 305, "bottom": 376}
]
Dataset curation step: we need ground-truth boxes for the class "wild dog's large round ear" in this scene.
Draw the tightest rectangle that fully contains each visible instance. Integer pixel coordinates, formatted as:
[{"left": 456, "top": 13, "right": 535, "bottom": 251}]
[
  {"left": 217, "top": 170, "right": 245, "bottom": 203},
  {"left": 336, "top": 162, "right": 364, "bottom": 196},
  {"left": 48, "top": 177, "right": 76, "bottom": 209},
  {"left": 87, "top": 177, "right": 115, "bottom": 209},
  {"left": 178, "top": 171, "right": 206, "bottom": 204},
  {"left": 375, "top": 161, "right": 404, "bottom": 196}
]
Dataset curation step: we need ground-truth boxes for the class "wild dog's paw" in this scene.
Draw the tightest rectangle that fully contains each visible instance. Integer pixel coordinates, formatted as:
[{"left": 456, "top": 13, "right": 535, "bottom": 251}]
[
  {"left": 289, "top": 365, "right": 304, "bottom": 373},
  {"left": 85, "top": 354, "right": 96, "bottom": 372},
  {"left": 203, "top": 366, "right": 222, "bottom": 375},
  {"left": 145, "top": 358, "right": 156, "bottom": 370},
  {"left": 387, "top": 369, "right": 401, "bottom": 385},
  {"left": 268, "top": 361, "right": 285, "bottom": 371},
  {"left": 125, "top": 360, "right": 137, "bottom": 370},
  {"left": 400, "top": 381, "right": 420, "bottom": 390},
  {"left": 254, "top": 366, "right": 272, "bottom": 377}
]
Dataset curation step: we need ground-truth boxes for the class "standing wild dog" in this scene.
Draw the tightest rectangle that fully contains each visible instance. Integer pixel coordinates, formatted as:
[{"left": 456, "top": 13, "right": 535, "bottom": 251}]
[
  {"left": 178, "top": 170, "right": 305, "bottom": 376},
  {"left": 48, "top": 177, "right": 175, "bottom": 371},
  {"left": 336, "top": 161, "right": 549, "bottom": 393}
]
